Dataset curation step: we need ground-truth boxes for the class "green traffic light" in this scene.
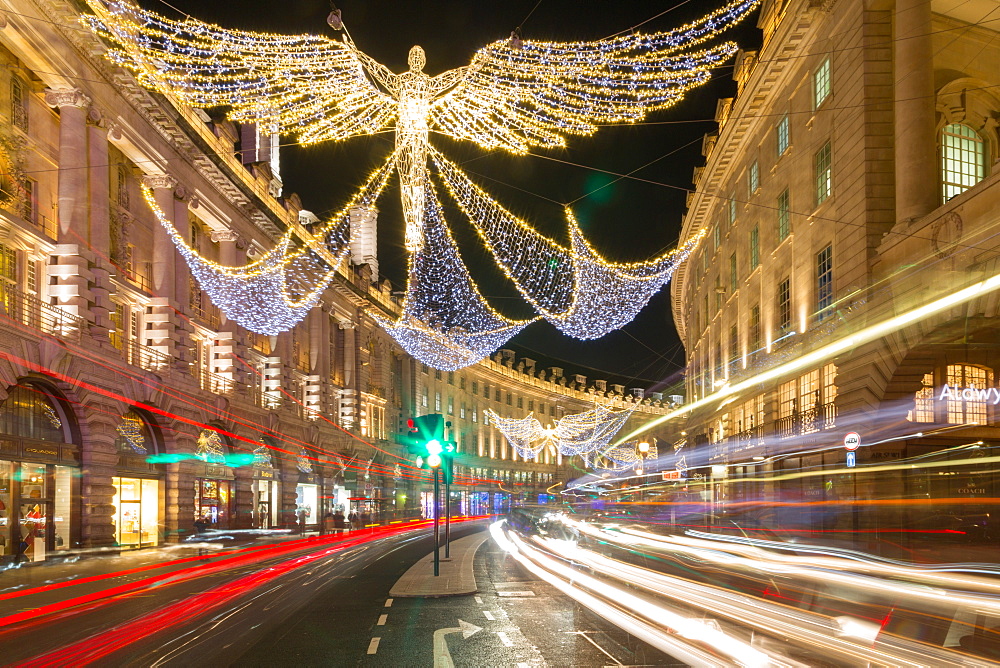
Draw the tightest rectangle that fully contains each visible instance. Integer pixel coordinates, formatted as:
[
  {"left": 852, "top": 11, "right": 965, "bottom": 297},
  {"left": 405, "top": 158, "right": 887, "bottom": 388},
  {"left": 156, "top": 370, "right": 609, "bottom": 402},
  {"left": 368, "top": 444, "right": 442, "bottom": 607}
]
[
  {"left": 427, "top": 453, "right": 442, "bottom": 468},
  {"left": 426, "top": 439, "right": 443, "bottom": 455}
]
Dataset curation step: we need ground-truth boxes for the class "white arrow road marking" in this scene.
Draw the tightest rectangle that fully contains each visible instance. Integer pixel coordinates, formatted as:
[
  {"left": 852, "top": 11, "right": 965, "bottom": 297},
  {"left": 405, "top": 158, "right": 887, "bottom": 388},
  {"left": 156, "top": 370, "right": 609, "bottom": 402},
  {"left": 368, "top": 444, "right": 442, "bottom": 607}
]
[{"left": 433, "top": 619, "right": 483, "bottom": 668}]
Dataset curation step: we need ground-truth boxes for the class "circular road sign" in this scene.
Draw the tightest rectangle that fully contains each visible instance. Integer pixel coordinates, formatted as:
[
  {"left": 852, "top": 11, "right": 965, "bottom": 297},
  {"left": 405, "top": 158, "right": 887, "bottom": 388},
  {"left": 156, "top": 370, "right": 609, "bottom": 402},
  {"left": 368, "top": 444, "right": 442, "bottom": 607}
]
[{"left": 844, "top": 432, "right": 861, "bottom": 451}]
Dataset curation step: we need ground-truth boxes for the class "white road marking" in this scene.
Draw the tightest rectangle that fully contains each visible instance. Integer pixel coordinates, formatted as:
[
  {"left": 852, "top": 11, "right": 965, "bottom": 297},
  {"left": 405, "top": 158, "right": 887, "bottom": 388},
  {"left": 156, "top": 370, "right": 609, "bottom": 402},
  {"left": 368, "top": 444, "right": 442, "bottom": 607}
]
[
  {"left": 367, "top": 637, "right": 380, "bottom": 654},
  {"left": 496, "top": 631, "right": 514, "bottom": 647},
  {"left": 564, "top": 631, "right": 622, "bottom": 665},
  {"left": 483, "top": 611, "right": 495, "bottom": 620},
  {"left": 474, "top": 596, "right": 483, "bottom": 605},
  {"left": 497, "top": 591, "right": 535, "bottom": 597},
  {"left": 377, "top": 614, "right": 388, "bottom": 626},
  {"left": 517, "top": 663, "right": 530, "bottom": 668},
  {"left": 384, "top": 598, "right": 393, "bottom": 607}
]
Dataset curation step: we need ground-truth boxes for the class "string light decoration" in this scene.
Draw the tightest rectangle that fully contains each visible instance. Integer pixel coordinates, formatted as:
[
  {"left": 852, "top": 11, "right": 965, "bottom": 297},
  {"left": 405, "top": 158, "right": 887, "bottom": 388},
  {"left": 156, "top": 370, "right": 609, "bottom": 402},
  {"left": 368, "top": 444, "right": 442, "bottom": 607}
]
[
  {"left": 369, "top": 176, "right": 534, "bottom": 370},
  {"left": 487, "top": 403, "right": 635, "bottom": 462},
  {"left": 433, "top": 150, "right": 705, "bottom": 339},
  {"left": 116, "top": 413, "right": 147, "bottom": 454},
  {"left": 296, "top": 446, "right": 313, "bottom": 473},
  {"left": 139, "top": 161, "right": 391, "bottom": 335},
  {"left": 86, "top": 0, "right": 759, "bottom": 364},
  {"left": 253, "top": 443, "right": 273, "bottom": 468},
  {"left": 196, "top": 429, "right": 226, "bottom": 464},
  {"left": 41, "top": 404, "right": 62, "bottom": 430}
]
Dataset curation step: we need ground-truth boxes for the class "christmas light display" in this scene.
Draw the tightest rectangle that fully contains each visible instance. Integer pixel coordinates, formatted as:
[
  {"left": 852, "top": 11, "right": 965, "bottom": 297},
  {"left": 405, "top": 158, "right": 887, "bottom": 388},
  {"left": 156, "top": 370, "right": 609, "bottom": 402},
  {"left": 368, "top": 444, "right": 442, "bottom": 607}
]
[
  {"left": 196, "top": 429, "right": 226, "bottom": 464},
  {"left": 140, "top": 161, "right": 391, "bottom": 335},
  {"left": 370, "top": 177, "right": 534, "bottom": 370},
  {"left": 487, "top": 403, "right": 635, "bottom": 461},
  {"left": 296, "top": 446, "right": 313, "bottom": 473},
  {"left": 86, "top": 0, "right": 759, "bottom": 366},
  {"left": 116, "top": 413, "right": 147, "bottom": 454},
  {"left": 434, "top": 150, "right": 705, "bottom": 339},
  {"left": 253, "top": 443, "right": 273, "bottom": 468}
]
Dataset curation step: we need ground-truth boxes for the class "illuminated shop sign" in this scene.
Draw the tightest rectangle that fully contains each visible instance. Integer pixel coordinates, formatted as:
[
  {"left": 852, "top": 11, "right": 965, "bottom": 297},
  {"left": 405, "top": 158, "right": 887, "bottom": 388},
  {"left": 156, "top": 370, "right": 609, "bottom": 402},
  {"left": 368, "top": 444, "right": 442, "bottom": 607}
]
[{"left": 938, "top": 384, "right": 1000, "bottom": 404}]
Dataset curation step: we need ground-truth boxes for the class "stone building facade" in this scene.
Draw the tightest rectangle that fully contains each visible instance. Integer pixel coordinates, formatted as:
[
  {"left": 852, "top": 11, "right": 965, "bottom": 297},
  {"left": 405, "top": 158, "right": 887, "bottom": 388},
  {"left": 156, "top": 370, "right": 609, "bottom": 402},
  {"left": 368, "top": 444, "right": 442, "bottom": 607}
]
[
  {"left": 670, "top": 0, "right": 1000, "bottom": 520},
  {"left": 0, "top": 0, "right": 670, "bottom": 561}
]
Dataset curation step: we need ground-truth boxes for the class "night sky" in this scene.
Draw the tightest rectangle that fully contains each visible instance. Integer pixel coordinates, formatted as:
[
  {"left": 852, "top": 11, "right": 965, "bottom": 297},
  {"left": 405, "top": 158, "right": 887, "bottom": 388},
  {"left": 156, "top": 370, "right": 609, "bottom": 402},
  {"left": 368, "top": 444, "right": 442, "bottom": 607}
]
[{"left": 152, "top": 0, "right": 762, "bottom": 391}]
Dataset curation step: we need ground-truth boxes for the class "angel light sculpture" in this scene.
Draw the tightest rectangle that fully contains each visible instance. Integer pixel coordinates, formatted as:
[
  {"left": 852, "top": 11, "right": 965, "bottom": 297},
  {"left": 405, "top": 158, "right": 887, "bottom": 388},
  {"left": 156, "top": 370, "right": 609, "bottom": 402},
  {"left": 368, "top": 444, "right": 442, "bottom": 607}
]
[{"left": 85, "top": 0, "right": 760, "bottom": 369}]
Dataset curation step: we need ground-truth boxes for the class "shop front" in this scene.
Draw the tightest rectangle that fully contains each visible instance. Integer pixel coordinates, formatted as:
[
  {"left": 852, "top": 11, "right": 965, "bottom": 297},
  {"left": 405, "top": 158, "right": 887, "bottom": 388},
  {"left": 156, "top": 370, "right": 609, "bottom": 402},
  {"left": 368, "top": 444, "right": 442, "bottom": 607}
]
[
  {"left": 195, "top": 465, "right": 235, "bottom": 529},
  {"left": 295, "top": 473, "right": 319, "bottom": 528},
  {"left": 113, "top": 409, "right": 164, "bottom": 549},
  {"left": 252, "top": 468, "right": 279, "bottom": 529},
  {"left": 0, "top": 382, "right": 80, "bottom": 563}
]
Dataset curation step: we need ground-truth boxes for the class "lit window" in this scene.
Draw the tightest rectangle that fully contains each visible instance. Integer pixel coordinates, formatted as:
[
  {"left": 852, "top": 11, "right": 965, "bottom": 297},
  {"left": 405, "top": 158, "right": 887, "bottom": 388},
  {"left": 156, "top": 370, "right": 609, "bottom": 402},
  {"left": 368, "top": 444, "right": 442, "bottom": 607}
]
[
  {"left": 941, "top": 123, "right": 986, "bottom": 202},
  {"left": 777, "top": 188, "right": 790, "bottom": 241},
  {"left": 908, "top": 373, "right": 935, "bottom": 423},
  {"left": 813, "top": 58, "right": 831, "bottom": 109},
  {"left": 798, "top": 369, "right": 820, "bottom": 434},
  {"left": 816, "top": 244, "right": 833, "bottom": 320},
  {"left": 778, "top": 379, "right": 796, "bottom": 420},
  {"left": 777, "top": 277, "right": 791, "bottom": 333},
  {"left": 749, "top": 225, "right": 759, "bottom": 269},
  {"left": 729, "top": 252, "right": 738, "bottom": 292},
  {"left": 776, "top": 114, "right": 790, "bottom": 156},
  {"left": 748, "top": 161, "right": 759, "bottom": 194},
  {"left": 815, "top": 141, "right": 832, "bottom": 205},
  {"left": 749, "top": 305, "right": 761, "bottom": 359},
  {"left": 946, "top": 364, "right": 992, "bottom": 424},
  {"left": 435, "top": 391, "right": 441, "bottom": 412}
]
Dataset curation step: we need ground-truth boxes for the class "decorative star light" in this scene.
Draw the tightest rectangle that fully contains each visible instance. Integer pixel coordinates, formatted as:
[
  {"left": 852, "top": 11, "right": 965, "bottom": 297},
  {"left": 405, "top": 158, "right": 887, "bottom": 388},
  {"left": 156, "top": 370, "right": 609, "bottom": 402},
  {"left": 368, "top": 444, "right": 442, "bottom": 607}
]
[
  {"left": 86, "top": 0, "right": 759, "bottom": 367},
  {"left": 487, "top": 403, "right": 636, "bottom": 461}
]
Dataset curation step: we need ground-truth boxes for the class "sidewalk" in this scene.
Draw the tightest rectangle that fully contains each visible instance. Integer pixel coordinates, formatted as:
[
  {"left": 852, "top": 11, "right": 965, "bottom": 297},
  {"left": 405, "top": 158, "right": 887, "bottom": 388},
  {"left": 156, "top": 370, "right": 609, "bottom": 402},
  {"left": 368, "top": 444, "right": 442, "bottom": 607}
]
[{"left": 389, "top": 530, "right": 490, "bottom": 598}]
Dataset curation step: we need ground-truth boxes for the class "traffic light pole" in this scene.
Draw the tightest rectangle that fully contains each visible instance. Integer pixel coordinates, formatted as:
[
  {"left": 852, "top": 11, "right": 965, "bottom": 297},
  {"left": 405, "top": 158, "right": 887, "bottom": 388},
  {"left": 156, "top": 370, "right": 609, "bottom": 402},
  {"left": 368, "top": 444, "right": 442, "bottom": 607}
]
[
  {"left": 444, "top": 456, "right": 451, "bottom": 559},
  {"left": 433, "top": 466, "right": 440, "bottom": 577}
]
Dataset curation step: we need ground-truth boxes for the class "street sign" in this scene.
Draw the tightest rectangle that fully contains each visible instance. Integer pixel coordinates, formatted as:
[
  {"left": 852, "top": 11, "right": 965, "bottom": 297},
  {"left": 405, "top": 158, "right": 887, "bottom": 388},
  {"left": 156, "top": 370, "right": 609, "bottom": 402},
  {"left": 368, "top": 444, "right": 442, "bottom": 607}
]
[
  {"left": 844, "top": 432, "right": 861, "bottom": 451},
  {"left": 846, "top": 451, "right": 856, "bottom": 468}
]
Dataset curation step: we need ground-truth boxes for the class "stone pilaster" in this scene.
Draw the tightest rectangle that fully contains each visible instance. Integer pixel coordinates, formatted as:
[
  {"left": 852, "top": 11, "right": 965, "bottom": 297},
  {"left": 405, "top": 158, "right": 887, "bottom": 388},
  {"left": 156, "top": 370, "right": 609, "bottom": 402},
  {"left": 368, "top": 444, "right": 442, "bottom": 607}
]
[
  {"left": 87, "top": 113, "right": 114, "bottom": 344},
  {"left": 163, "top": 449, "right": 197, "bottom": 542},
  {"left": 79, "top": 401, "right": 119, "bottom": 549},
  {"left": 894, "top": 0, "right": 938, "bottom": 224},
  {"left": 142, "top": 175, "right": 181, "bottom": 365},
  {"left": 339, "top": 319, "right": 357, "bottom": 430},
  {"left": 233, "top": 466, "right": 255, "bottom": 529}
]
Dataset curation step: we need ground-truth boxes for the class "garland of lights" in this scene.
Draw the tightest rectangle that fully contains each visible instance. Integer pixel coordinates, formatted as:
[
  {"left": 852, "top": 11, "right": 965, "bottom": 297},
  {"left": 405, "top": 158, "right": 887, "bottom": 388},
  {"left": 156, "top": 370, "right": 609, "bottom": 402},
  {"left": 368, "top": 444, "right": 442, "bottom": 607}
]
[
  {"left": 434, "top": 150, "right": 706, "bottom": 339},
  {"left": 87, "top": 0, "right": 759, "bottom": 365},
  {"left": 253, "top": 443, "right": 274, "bottom": 468},
  {"left": 370, "top": 176, "right": 535, "bottom": 371},
  {"left": 140, "top": 161, "right": 391, "bottom": 335},
  {"left": 487, "top": 403, "right": 636, "bottom": 461},
  {"left": 296, "top": 446, "right": 313, "bottom": 473}
]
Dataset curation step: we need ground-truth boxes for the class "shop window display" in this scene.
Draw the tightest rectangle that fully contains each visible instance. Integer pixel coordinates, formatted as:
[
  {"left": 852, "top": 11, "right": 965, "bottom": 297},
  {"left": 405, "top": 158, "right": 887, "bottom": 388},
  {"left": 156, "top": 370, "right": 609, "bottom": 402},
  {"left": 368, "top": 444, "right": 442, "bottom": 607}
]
[{"left": 112, "top": 477, "right": 159, "bottom": 548}]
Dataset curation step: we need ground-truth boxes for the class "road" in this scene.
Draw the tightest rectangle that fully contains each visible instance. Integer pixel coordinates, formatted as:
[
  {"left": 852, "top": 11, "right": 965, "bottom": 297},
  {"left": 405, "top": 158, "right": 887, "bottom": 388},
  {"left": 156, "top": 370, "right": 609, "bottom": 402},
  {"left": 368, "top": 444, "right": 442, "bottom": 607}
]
[{"left": 0, "top": 520, "right": 676, "bottom": 667}]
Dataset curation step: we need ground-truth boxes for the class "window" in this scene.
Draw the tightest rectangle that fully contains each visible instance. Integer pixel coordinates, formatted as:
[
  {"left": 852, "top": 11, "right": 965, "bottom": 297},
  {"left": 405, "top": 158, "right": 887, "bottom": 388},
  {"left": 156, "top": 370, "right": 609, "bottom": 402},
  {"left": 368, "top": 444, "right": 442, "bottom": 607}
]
[
  {"left": 729, "top": 253, "right": 738, "bottom": 292},
  {"left": 713, "top": 224, "right": 720, "bottom": 251},
  {"left": 516, "top": 397, "right": 523, "bottom": 409},
  {"left": 748, "top": 161, "right": 759, "bottom": 194},
  {"left": 749, "top": 305, "right": 761, "bottom": 358},
  {"left": 421, "top": 387, "right": 428, "bottom": 408},
  {"left": 906, "top": 373, "right": 934, "bottom": 422},
  {"left": 778, "top": 379, "right": 796, "bottom": 420},
  {"left": 472, "top": 381, "right": 478, "bottom": 394},
  {"left": 798, "top": 369, "right": 820, "bottom": 434},
  {"left": 434, "top": 391, "right": 441, "bottom": 412},
  {"left": 0, "top": 243, "right": 16, "bottom": 283},
  {"left": 21, "top": 178, "right": 37, "bottom": 224},
  {"left": 447, "top": 396, "right": 454, "bottom": 415},
  {"left": 776, "top": 114, "right": 789, "bottom": 156},
  {"left": 729, "top": 324, "right": 739, "bottom": 373},
  {"left": 472, "top": 408, "right": 478, "bottom": 423},
  {"left": 117, "top": 165, "right": 131, "bottom": 209},
  {"left": 506, "top": 392, "right": 512, "bottom": 406},
  {"left": 728, "top": 198, "right": 737, "bottom": 227},
  {"left": 447, "top": 371, "right": 454, "bottom": 385},
  {"left": 813, "top": 57, "right": 831, "bottom": 109},
  {"left": 483, "top": 384, "right": 490, "bottom": 397},
  {"left": 749, "top": 225, "right": 759, "bottom": 269},
  {"left": 816, "top": 244, "right": 833, "bottom": 320},
  {"left": 459, "top": 376, "right": 466, "bottom": 390},
  {"left": 10, "top": 76, "right": 27, "bottom": 132},
  {"left": 941, "top": 123, "right": 986, "bottom": 202},
  {"left": 777, "top": 277, "right": 791, "bottom": 333},
  {"left": 495, "top": 389, "right": 501, "bottom": 402},
  {"left": 946, "top": 364, "right": 992, "bottom": 425},
  {"left": 777, "top": 188, "right": 790, "bottom": 241},
  {"left": 815, "top": 141, "right": 832, "bottom": 205}
]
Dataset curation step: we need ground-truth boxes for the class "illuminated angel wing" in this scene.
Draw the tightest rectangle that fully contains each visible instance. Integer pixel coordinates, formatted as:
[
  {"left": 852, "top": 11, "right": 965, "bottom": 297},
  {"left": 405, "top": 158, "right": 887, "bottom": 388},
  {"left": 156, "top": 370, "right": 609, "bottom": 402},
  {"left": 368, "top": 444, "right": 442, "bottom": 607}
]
[
  {"left": 431, "top": 0, "right": 759, "bottom": 154},
  {"left": 85, "top": 0, "right": 396, "bottom": 144}
]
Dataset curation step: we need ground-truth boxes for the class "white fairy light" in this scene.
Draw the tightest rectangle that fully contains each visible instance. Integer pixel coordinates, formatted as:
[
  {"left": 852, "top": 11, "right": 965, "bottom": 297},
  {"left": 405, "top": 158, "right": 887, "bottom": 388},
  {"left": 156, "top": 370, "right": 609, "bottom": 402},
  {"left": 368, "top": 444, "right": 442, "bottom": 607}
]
[{"left": 488, "top": 404, "right": 636, "bottom": 462}]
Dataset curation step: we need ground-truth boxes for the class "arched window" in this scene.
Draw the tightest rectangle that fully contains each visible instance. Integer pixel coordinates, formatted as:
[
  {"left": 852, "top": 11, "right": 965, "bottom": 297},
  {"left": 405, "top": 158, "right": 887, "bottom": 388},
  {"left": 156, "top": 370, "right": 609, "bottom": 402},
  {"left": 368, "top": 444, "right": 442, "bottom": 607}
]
[
  {"left": 941, "top": 123, "right": 986, "bottom": 202},
  {"left": 0, "top": 383, "right": 68, "bottom": 442},
  {"left": 946, "top": 364, "right": 993, "bottom": 425},
  {"left": 907, "top": 373, "right": 935, "bottom": 423}
]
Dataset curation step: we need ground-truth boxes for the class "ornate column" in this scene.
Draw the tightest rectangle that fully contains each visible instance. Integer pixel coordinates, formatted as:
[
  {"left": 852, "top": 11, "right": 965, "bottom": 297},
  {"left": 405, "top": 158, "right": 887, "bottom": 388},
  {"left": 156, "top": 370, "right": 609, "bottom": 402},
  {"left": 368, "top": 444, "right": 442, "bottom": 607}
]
[
  {"left": 45, "top": 88, "right": 90, "bottom": 241},
  {"left": 339, "top": 319, "right": 357, "bottom": 430},
  {"left": 142, "top": 174, "right": 181, "bottom": 364},
  {"left": 894, "top": 0, "right": 938, "bottom": 224},
  {"left": 45, "top": 88, "right": 93, "bottom": 329}
]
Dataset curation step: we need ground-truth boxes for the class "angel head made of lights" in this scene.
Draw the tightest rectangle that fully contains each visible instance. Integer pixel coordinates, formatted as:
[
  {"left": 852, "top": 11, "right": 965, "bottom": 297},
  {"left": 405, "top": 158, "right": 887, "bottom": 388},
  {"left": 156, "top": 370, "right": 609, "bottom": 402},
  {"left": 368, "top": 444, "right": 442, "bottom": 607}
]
[{"left": 85, "top": 0, "right": 761, "bottom": 369}]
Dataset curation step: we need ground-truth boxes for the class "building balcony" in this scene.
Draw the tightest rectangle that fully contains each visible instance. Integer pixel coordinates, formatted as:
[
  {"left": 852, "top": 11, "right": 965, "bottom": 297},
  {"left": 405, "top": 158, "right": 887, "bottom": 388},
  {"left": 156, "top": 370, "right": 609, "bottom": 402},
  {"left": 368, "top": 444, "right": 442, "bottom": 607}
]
[
  {"left": 775, "top": 402, "right": 837, "bottom": 439},
  {"left": 109, "top": 333, "right": 172, "bottom": 372},
  {"left": 0, "top": 281, "right": 84, "bottom": 342}
]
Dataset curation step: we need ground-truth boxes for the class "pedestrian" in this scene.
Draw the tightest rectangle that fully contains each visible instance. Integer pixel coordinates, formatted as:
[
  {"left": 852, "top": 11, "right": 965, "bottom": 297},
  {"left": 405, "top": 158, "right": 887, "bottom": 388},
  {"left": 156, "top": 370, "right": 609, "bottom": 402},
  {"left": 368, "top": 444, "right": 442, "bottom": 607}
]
[
  {"left": 322, "top": 511, "right": 334, "bottom": 534},
  {"left": 333, "top": 509, "right": 346, "bottom": 535},
  {"left": 194, "top": 515, "right": 209, "bottom": 534},
  {"left": 348, "top": 511, "right": 359, "bottom": 531},
  {"left": 297, "top": 509, "right": 307, "bottom": 535}
]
